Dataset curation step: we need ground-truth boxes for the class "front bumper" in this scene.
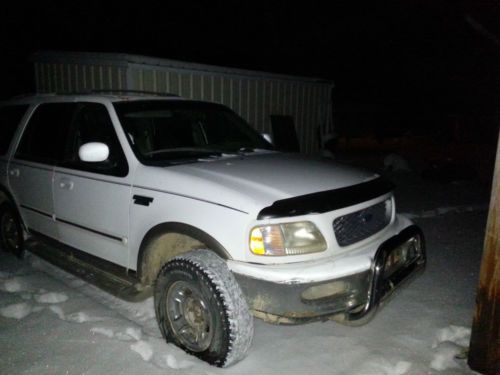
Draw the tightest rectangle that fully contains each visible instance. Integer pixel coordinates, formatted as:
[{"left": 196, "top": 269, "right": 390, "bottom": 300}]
[{"left": 232, "top": 225, "right": 426, "bottom": 324}]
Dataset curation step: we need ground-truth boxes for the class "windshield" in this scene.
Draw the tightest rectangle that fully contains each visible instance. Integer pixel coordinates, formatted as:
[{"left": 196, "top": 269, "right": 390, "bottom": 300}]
[{"left": 114, "top": 100, "right": 273, "bottom": 165}]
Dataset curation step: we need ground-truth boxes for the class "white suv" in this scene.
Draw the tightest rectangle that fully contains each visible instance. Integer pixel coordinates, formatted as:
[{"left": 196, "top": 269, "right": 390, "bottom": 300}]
[{"left": 0, "top": 93, "right": 425, "bottom": 367}]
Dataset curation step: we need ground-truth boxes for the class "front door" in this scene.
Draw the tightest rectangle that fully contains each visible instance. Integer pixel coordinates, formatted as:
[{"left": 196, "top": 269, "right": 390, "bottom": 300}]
[{"left": 53, "top": 102, "right": 131, "bottom": 267}]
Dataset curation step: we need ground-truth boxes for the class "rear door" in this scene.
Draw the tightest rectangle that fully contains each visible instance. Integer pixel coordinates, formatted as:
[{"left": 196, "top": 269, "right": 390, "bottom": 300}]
[
  {"left": 9, "top": 103, "right": 75, "bottom": 239},
  {"left": 53, "top": 102, "right": 131, "bottom": 267}
]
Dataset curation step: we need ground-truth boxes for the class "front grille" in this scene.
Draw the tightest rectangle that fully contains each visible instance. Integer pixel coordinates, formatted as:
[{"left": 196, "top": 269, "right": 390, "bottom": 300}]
[{"left": 333, "top": 199, "right": 391, "bottom": 247}]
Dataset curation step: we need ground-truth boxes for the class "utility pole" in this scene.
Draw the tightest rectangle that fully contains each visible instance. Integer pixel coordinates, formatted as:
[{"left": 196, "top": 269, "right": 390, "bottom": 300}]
[{"left": 468, "top": 130, "right": 500, "bottom": 374}]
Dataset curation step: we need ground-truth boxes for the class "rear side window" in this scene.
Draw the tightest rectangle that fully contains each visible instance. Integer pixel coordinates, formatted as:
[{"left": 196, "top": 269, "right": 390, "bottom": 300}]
[
  {"left": 0, "top": 105, "right": 29, "bottom": 155},
  {"left": 15, "top": 103, "right": 76, "bottom": 164}
]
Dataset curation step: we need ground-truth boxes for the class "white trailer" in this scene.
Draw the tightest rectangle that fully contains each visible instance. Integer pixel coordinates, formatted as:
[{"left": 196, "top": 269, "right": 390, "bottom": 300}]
[{"left": 32, "top": 51, "right": 334, "bottom": 154}]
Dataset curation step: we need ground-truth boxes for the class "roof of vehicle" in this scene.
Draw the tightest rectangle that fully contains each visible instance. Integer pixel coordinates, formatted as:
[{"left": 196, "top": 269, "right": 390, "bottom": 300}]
[{"left": 1, "top": 91, "right": 187, "bottom": 105}]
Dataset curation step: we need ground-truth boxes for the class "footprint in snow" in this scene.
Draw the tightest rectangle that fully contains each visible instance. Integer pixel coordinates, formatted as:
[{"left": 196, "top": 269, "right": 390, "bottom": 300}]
[
  {"left": 164, "top": 354, "right": 194, "bottom": 370},
  {"left": 49, "top": 305, "right": 66, "bottom": 320},
  {"left": 357, "top": 358, "right": 412, "bottom": 375},
  {"left": 0, "top": 302, "right": 43, "bottom": 320},
  {"left": 90, "top": 326, "right": 143, "bottom": 342},
  {"left": 34, "top": 292, "right": 69, "bottom": 304},
  {"left": 115, "top": 327, "right": 142, "bottom": 341},
  {"left": 89, "top": 326, "right": 179, "bottom": 369},
  {"left": 1, "top": 277, "right": 31, "bottom": 293},
  {"left": 65, "top": 311, "right": 104, "bottom": 323},
  {"left": 69, "top": 279, "right": 86, "bottom": 288},
  {"left": 130, "top": 340, "right": 154, "bottom": 361},
  {"left": 90, "top": 327, "right": 115, "bottom": 338}
]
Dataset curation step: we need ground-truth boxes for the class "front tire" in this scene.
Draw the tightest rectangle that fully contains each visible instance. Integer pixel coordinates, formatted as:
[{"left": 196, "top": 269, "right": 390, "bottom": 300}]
[
  {"left": 0, "top": 202, "right": 24, "bottom": 258},
  {"left": 154, "top": 250, "right": 253, "bottom": 367}
]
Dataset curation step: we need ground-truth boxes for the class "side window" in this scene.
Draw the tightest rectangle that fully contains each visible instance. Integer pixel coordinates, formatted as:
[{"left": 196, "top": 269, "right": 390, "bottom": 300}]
[
  {"left": 0, "top": 105, "right": 29, "bottom": 156},
  {"left": 62, "top": 103, "right": 128, "bottom": 177},
  {"left": 15, "top": 103, "right": 76, "bottom": 163}
]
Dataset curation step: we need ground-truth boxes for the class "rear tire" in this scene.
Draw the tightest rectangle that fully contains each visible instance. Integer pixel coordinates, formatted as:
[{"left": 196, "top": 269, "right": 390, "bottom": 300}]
[
  {"left": 154, "top": 250, "right": 253, "bottom": 367},
  {"left": 0, "top": 202, "right": 24, "bottom": 258}
]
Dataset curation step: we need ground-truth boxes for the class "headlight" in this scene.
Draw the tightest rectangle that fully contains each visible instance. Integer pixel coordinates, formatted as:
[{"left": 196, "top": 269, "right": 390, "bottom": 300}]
[{"left": 250, "top": 221, "right": 327, "bottom": 256}]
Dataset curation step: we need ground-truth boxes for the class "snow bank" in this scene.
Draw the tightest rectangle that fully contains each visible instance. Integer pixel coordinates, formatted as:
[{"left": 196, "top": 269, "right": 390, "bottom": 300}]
[
  {"left": 433, "top": 325, "right": 471, "bottom": 347},
  {"left": 430, "top": 341, "right": 464, "bottom": 371},
  {"left": 430, "top": 325, "right": 471, "bottom": 371}
]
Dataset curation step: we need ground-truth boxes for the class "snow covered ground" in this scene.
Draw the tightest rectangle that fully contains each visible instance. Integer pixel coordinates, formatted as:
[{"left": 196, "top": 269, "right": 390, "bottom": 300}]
[{"left": 0, "top": 171, "right": 489, "bottom": 374}]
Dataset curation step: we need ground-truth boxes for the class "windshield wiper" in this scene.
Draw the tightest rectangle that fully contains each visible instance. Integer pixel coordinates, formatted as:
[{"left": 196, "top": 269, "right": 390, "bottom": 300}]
[
  {"left": 143, "top": 148, "right": 228, "bottom": 163},
  {"left": 237, "top": 147, "right": 273, "bottom": 154},
  {"left": 144, "top": 147, "right": 223, "bottom": 157}
]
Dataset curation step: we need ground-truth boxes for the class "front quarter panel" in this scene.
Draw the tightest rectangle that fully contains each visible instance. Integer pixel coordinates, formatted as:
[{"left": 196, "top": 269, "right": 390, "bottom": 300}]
[{"left": 128, "top": 169, "right": 252, "bottom": 270}]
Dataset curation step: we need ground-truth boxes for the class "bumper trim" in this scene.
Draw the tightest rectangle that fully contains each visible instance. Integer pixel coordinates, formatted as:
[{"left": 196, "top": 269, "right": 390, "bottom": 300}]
[
  {"left": 233, "top": 225, "right": 426, "bottom": 324},
  {"left": 345, "top": 225, "right": 426, "bottom": 321},
  {"left": 234, "top": 269, "right": 372, "bottom": 323}
]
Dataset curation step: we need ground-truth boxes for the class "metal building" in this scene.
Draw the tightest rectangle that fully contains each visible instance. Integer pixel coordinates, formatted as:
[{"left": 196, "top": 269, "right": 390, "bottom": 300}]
[{"left": 32, "top": 51, "right": 334, "bottom": 154}]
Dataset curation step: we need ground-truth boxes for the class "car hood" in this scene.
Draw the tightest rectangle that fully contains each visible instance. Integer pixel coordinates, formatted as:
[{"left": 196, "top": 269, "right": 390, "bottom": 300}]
[{"left": 140, "top": 152, "right": 379, "bottom": 216}]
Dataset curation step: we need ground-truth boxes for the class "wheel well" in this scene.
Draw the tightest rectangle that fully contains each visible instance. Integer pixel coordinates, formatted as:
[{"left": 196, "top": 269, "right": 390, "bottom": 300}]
[
  {"left": 137, "top": 222, "right": 231, "bottom": 286},
  {"left": 0, "top": 185, "right": 26, "bottom": 231},
  {"left": 0, "top": 185, "right": 16, "bottom": 207}
]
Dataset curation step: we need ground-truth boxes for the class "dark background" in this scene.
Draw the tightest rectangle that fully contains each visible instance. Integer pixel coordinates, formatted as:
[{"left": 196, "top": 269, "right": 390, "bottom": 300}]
[{"left": 1, "top": 1, "right": 499, "bottom": 179}]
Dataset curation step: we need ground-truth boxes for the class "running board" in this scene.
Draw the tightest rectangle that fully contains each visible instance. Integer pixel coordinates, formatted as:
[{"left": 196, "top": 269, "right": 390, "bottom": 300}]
[{"left": 24, "top": 237, "right": 152, "bottom": 302}]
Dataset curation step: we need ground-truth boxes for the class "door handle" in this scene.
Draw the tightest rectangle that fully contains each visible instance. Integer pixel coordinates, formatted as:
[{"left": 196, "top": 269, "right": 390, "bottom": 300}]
[
  {"left": 9, "top": 168, "right": 20, "bottom": 177},
  {"left": 58, "top": 179, "right": 74, "bottom": 190}
]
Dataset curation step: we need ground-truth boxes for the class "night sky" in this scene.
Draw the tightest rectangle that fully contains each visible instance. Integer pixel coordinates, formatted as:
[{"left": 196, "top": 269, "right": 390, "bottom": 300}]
[{"left": 1, "top": 1, "right": 500, "bottom": 115}]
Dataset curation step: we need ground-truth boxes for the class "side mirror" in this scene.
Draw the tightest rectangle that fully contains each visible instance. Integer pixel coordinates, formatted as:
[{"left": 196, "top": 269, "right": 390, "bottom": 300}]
[
  {"left": 261, "top": 133, "right": 273, "bottom": 144},
  {"left": 78, "top": 142, "right": 110, "bottom": 163}
]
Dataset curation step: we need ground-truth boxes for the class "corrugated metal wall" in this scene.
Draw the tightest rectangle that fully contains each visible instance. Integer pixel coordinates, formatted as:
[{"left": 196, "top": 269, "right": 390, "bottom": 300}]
[
  {"left": 34, "top": 56, "right": 333, "bottom": 154},
  {"left": 35, "top": 62, "right": 127, "bottom": 94}
]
